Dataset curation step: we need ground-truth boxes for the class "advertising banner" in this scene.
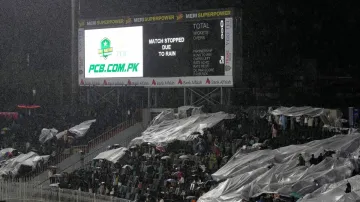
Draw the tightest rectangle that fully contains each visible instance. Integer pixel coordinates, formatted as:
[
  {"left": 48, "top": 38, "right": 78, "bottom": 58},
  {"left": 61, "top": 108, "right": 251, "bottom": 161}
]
[
  {"left": 84, "top": 26, "right": 143, "bottom": 78},
  {"left": 80, "top": 9, "right": 233, "bottom": 28}
]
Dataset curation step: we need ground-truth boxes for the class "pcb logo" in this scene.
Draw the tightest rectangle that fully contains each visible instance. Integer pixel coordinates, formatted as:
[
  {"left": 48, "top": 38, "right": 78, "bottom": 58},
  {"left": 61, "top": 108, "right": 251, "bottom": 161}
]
[{"left": 98, "top": 38, "right": 113, "bottom": 59}]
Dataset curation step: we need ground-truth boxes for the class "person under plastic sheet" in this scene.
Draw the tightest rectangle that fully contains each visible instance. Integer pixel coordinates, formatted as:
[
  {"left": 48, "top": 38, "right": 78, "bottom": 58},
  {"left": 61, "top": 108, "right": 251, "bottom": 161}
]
[
  {"left": 309, "top": 154, "right": 317, "bottom": 165},
  {"left": 345, "top": 182, "right": 352, "bottom": 193},
  {"left": 0, "top": 104, "right": 141, "bottom": 178},
  {"left": 298, "top": 154, "right": 305, "bottom": 166},
  {"left": 50, "top": 113, "right": 341, "bottom": 201},
  {"left": 58, "top": 120, "right": 238, "bottom": 201}
]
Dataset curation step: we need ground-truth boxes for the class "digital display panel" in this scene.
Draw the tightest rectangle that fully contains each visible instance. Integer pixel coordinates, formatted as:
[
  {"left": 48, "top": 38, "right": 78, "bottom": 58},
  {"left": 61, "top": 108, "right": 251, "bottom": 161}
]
[
  {"left": 78, "top": 9, "right": 234, "bottom": 87},
  {"left": 84, "top": 26, "right": 143, "bottom": 78}
]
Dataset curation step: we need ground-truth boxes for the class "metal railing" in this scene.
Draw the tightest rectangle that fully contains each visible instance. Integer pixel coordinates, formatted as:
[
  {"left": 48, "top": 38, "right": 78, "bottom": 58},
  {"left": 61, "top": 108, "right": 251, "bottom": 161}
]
[
  {"left": 37, "top": 120, "right": 142, "bottom": 186},
  {"left": 54, "top": 119, "right": 138, "bottom": 165},
  {"left": 0, "top": 181, "right": 131, "bottom": 202}
]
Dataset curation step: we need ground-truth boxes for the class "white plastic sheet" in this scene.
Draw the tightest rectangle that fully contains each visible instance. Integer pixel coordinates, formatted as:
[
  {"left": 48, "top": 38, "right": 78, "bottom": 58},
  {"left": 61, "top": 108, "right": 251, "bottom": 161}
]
[
  {"left": 130, "top": 111, "right": 234, "bottom": 146},
  {"left": 270, "top": 106, "right": 342, "bottom": 127},
  {"left": 21, "top": 155, "right": 50, "bottom": 168},
  {"left": 0, "top": 152, "right": 46, "bottom": 176},
  {"left": 68, "top": 119, "right": 96, "bottom": 138},
  {"left": 271, "top": 106, "right": 327, "bottom": 117},
  {"left": 177, "top": 106, "right": 202, "bottom": 118},
  {"left": 93, "top": 147, "right": 128, "bottom": 164},
  {"left": 56, "top": 130, "right": 68, "bottom": 140},
  {"left": 198, "top": 134, "right": 360, "bottom": 202},
  {"left": 149, "top": 109, "right": 176, "bottom": 126},
  {"left": 300, "top": 175, "right": 360, "bottom": 202},
  {"left": 39, "top": 128, "right": 58, "bottom": 144}
]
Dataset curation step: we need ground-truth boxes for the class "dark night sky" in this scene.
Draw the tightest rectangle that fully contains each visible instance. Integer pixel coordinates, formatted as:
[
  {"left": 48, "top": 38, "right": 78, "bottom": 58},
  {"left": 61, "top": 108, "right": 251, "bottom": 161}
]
[
  {"left": 0, "top": 0, "right": 359, "bottom": 107},
  {"left": 0, "top": 0, "right": 71, "bottom": 70}
]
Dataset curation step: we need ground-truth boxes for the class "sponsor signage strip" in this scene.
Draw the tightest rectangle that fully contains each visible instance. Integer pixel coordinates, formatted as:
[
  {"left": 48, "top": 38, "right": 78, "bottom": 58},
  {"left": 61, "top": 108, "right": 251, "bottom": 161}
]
[
  {"left": 79, "top": 8, "right": 234, "bottom": 28},
  {"left": 224, "top": 18, "right": 233, "bottom": 76},
  {"left": 79, "top": 76, "right": 233, "bottom": 87}
]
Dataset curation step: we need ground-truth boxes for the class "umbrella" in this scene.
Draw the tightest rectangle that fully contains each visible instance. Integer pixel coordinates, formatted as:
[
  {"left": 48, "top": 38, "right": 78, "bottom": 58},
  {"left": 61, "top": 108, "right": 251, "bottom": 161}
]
[
  {"left": 172, "top": 171, "right": 182, "bottom": 176},
  {"left": 142, "top": 153, "right": 151, "bottom": 158},
  {"left": 161, "top": 156, "right": 170, "bottom": 160},
  {"left": 49, "top": 166, "right": 57, "bottom": 169},
  {"left": 142, "top": 142, "right": 155, "bottom": 147},
  {"left": 122, "top": 165, "right": 133, "bottom": 170},
  {"left": 186, "top": 196, "right": 196, "bottom": 199},
  {"left": 179, "top": 155, "right": 190, "bottom": 159},
  {"left": 17, "top": 104, "right": 41, "bottom": 109},
  {"left": 156, "top": 146, "right": 166, "bottom": 153},
  {"left": 166, "top": 179, "right": 176, "bottom": 183}
]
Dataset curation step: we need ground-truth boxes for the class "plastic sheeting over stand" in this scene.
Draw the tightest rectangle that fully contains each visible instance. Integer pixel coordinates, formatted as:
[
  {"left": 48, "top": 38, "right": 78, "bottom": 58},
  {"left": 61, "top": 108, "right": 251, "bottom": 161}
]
[
  {"left": 69, "top": 119, "right": 96, "bottom": 138},
  {"left": 93, "top": 147, "right": 129, "bottom": 164},
  {"left": 39, "top": 128, "right": 58, "bottom": 144},
  {"left": 198, "top": 133, "right": 360, "bottom": 202},
  {"left": 130, "top": 110, "right": 234, "bottom": 146},
  {"left": 300, "top": 175, "right": 360, "bottom": 202},
  {"left": 270, "top": 106, "right": 343, "bottom": 127},
  {"left": 0, "top": 152, "right": 50, "bottom": 177}
]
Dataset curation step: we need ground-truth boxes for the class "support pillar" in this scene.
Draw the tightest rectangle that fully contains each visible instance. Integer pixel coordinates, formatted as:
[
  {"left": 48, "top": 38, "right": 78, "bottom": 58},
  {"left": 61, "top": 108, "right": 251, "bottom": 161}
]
[
  {"left": 70, "top": 0, "right": 78, "bottom": 106},
  {"left": 116, "top": 88, "right": 120, "bottom": 106},
  {"left": 86, "top": 88, "right": 90, "bottom": 105},
  {"left": 184, "top": 88, "right": 187, "bottom": 106},
  {"left": 220, "top": 87, "right": 224, "bottom": 105},
  {"left": 154, "top": 88, "right": 158, "bottom": 108},
  {"left": 227, "top": 88, "right": 231, "bottom": 105},
  {"left": 147, "top": 88, "right": 151, "bottom": 108},
  {"left": 190, "top": 89, "right": 194, "bottom": 105}
]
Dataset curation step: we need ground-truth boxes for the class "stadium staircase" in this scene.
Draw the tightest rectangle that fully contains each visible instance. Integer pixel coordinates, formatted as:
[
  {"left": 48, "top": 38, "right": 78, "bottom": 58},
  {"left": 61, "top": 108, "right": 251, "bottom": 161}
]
[{"left": 33, "top": 118, "right": 144, "bottom": 186}]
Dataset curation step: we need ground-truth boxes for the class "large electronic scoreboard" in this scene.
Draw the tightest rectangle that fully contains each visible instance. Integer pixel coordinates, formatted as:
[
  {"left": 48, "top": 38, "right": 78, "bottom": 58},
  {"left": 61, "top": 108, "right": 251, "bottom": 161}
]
[{"left": 78, "top": 9, "right": 234, "bottom": 87}]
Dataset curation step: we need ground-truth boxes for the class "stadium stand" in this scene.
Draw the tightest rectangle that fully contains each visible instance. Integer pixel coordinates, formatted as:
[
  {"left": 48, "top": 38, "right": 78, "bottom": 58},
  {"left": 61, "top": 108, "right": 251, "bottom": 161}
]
[{"left": 43, "top": 106, "right": 341, "bottom": 202}]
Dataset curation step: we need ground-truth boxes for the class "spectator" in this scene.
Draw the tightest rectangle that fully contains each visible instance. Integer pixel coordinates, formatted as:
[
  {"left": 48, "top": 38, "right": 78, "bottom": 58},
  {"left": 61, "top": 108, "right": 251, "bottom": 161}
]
[
  {"left": 309, "top": 154, "right": 317, "bottom": 165},
  {"left": 298, "top": 154, "right": 305, "bottom": 166},
  {"left": 345, "top": 182, "right": 351, "bottom": 193},
  {"left": 271, "top": 120, "right": 278, "bottom": 138},
  {"left": 48, "top": 169, "right": 53, "bottom": 183},
  {"left": 317, "top": 153, "right": 324, "bottom": 164}
]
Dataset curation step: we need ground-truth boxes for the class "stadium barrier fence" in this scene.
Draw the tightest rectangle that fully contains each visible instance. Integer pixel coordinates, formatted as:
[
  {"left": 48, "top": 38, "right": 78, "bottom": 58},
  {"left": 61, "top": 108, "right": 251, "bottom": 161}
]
[
  {"left": 0, "top": 180, "right": 131, "bottom": 202},
  {"left": 54, "top": 118, "right": 138, "bottom": 164},
  {"left": 35, "top": 118, "right": 142, "bottom": 186}
]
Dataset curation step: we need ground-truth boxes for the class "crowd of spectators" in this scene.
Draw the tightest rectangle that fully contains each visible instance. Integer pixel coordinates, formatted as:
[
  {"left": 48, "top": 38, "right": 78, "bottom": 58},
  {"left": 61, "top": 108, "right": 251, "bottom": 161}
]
[
  {"left": 54, "top": 110, "right": 337, "bottom": 202},
  {"left": 0, "top": 103, "right": 137, "bottom": 180},
  {"left": 57, "top": 123, "right": 238, "bottom": 201},
  {"left": 0, "top": 105, "right": 342, "bottom": 202}
]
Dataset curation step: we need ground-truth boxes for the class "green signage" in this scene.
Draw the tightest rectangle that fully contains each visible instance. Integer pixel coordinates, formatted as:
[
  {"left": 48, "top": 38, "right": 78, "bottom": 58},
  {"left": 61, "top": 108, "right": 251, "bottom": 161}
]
[
  {"left": 88, "top": 63, "right": 139, "bottom": 73},
  {"left": 98, "top": 38, "right": 113, "bottom": 59}
]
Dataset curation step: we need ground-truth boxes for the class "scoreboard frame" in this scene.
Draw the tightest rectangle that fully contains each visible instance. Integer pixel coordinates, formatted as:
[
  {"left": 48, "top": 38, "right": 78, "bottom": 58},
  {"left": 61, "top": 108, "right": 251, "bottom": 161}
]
[{"left": 78, "top": 8, "right": 234, "bottom": 88}]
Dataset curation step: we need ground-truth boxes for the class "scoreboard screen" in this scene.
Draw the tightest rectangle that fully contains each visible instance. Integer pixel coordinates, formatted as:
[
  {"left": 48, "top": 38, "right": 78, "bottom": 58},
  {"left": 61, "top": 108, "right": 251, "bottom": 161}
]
[
  {"left": 78, "top": 9, "right": 234, "bottom": 87},
  {"left": 144, "top": 20, "right": 227, "bottom": 77}
]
